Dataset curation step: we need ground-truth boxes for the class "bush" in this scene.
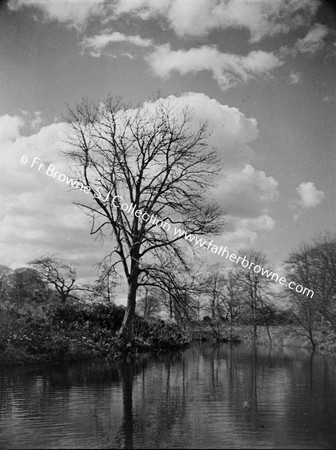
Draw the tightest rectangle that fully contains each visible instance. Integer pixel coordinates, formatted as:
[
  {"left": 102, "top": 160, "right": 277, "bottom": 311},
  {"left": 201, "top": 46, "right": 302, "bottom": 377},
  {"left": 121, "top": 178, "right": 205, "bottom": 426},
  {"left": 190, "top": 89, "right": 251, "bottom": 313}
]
[{"left": 0, "top": 300, "right": 189, "bottom": 363}]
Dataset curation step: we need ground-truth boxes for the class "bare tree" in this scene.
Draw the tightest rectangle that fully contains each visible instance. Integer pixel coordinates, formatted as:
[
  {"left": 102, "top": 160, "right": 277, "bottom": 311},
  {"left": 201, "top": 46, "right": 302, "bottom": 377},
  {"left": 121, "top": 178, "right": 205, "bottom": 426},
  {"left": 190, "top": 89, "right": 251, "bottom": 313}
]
[
  {"left": 307, "top": 234, "right": 336, "bottom": 327},
  {"left": 137, "top": 287, "right": 162, "bottom": 318},
  {"left": 65, "top": 95, "right": 224, "bottom": 339},
  {"left": 93, "top": 257, "right": 119, "bottom": 302},
  {"left": 221, "top": 270, "right": 245, "bottom": 340},
  {"left": 29, "top": 256, "right": 79, "bottom": 303},
  {"left": 140, "top": 258, "right": 199, "bottom": 328},
  {"left": 196, "top": 265, "right": 227, "bottom": 341},
  {"left": 199, "top": 264, "right": 226, "bottom": 320},
  {"left": 197, "top": 265, "right": 244, "bottom": 341},
  {"left": 233, "top": 250, "right": 273, "bottom": 344},
  {"left": 286, "top": 233, "right": 336, "bottom": 350}
]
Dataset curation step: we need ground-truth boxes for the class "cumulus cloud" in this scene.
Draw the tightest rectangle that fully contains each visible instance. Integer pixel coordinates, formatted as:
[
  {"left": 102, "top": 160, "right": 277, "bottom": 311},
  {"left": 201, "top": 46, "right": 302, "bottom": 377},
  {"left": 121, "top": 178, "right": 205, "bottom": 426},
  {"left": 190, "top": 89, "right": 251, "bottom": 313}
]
[
  {"left": 30, "top": 111, "right": 44, "bottom": 130},
  {"left": 147, "top": 44, "right": 283, "bottom": 90},
  {"left": 0, "top": 93, "right": 277, "bottom": 272},
  {"left": 81, "top": 31, "right": 153, "bottom": 57},
  {"left": 294, "top": 23, "right": 329, "bottom": 54},
  {"left": 0, "top": 114, "right": 24, "bottom": 142},
  {"left": 203, "top": 164, "right": 279, "bottom": 252},
  {"left": 152, "top": 92, "right": 259, "bottom": 164},
  {"left": 212, "top": 164, "right": 279, "bottom": 218},
  {"left": 222, "top": 214, "right": 275, "bottom": 248},
  {"left": 296, "top": 182, "right": 325, "bottom": 208},
  {"left": 0, "top": 114, "right": 103, "bottom": 275}
]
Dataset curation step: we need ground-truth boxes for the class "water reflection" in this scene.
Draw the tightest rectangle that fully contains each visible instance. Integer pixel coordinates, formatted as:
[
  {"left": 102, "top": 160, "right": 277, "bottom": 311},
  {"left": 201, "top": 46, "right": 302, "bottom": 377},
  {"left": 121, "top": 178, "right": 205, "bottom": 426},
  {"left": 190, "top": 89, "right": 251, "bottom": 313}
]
[{"left": 1, "top": 344, "right": 336, "bottom": 449}]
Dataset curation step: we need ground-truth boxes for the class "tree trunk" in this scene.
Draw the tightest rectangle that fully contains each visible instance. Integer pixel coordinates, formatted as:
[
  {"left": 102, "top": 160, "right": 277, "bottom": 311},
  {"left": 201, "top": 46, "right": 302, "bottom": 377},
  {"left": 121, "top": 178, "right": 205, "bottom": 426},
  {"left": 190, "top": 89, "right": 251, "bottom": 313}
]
[
  {"left": 119, "top": 278, "right": 138, "bottom": 341},
  {"left": 107, "top": 278, "right": 111, "bottom": 302},
  {"left": 144, "top": 288, "right": 149, "bottom": 318},
  {"left": 169, "top": 295, "right": 173, "bottom": 319},
  {"left": 309, "top": 329, "right": 316, "bottom": 352},
  {"left": 252, "top": 300, "right": 257, "bottom": 344}
]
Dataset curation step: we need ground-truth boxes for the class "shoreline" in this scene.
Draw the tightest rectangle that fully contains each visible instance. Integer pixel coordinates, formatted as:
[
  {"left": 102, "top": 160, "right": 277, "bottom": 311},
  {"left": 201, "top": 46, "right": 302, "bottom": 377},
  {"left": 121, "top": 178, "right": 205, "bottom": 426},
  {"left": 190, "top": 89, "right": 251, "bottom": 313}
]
[{"left": 2, "top": 324, "right": 336, "bottom": 366}]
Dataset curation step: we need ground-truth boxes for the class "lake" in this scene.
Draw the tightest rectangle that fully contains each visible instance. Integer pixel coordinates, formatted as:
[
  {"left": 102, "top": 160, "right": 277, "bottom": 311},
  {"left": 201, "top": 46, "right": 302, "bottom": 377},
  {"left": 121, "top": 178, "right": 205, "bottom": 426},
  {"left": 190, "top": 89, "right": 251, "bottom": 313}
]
[{"left": 1, "top": 343, "right": 336, "bottom": 449}]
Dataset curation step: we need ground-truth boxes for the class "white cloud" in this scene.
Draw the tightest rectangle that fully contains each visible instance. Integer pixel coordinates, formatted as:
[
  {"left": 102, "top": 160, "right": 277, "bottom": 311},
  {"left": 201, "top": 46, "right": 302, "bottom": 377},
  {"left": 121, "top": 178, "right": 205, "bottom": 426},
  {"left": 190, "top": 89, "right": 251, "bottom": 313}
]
[
  {"left": 200, "top": 214, "right": 276, "bottom": 262},
  {"left": 223, "top": 214, "right": 275, "bottom": 246},
  {"left": 295, "top": 23, "right": 329, "bottom": 54},
  {"left": 296, "top": 182, "right": 325, "bottom": 208},
  {"left": 112, "top": 0, "right": 320, "bottom": 42},
  {"left": 0, "top": 94, "right": 276, "bottom": 271},
  {"left": 0, "top": 114, "right": 103, "bottom": 273},
  {"left": 8, "top": 0, "right": 320, "bottom": 41},
  {"left": 0, "top": 114, "right": 24, "bottom": 142},
  {"left": 8, "top": 0, "right": 106, "bottom": 29},
  {"left": 150, "top": 92, "right": 259, "bottom": 165},
  {"left": 202, "top": 162, "right": 279, "bottom": 253},
  {"left": 81, "top": 31, "right": 153, "bottom": 57},
  {"left": 213, "top": 164, "right": 279, "bottom": 219},
  {"left": 288, "top": 71, "right": 302, "bottom": 84},
  {"left": 122, "top": 52, "right": 135, "bottom": 59},
  {"left": 147, "top": 44, "right": 283, "bottom": 90},
  {"left": 30, "top": 111, "right": 43, "bottom": 130}
]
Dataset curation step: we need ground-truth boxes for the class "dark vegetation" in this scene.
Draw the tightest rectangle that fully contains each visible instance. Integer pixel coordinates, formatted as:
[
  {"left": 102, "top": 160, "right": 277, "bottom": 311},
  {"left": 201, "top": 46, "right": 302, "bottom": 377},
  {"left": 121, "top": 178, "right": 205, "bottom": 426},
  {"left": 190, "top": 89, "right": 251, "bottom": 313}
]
[
  {"left": 0, "top": 260, "right": 188, "bottom": 364},
  {"left": 0, "top": 300, "right": 188, "bottom": 364}
]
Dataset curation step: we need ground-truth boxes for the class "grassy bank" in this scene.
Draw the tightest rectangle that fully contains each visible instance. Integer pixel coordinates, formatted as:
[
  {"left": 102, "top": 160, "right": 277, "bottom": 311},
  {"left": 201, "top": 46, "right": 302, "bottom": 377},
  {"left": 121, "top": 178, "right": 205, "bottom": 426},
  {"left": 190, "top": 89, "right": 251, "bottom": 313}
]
[
  {"left": 2, "top": 300, "right": 336, "bottom": 366},
  {"left": 190, "top": 323, "right": 336, "bottom": 353},
  {"left": 0, "top": 301, "right": 189, "bottom": 365}
]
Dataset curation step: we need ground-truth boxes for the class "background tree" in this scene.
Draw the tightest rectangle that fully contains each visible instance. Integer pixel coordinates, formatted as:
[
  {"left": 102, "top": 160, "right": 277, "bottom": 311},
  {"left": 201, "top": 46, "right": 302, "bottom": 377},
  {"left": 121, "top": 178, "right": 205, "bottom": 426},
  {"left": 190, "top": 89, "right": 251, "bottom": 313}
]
[
  {"left": 141, "top": 260, "right": 199, "bottom": 328},
  {"left": 29, "top": 256, "right": 79, "bottom": 303},
  {"left": 199, "top": 264, "right": 226, "bottom": 320},
  {"left": 285, "top": 233, "right": 336, "bottom": 350},
  {"left": 221, "top": 270, "right": 245, "bottom": 340},
  {"left": 7, "top": 267, "right": 47, "bottom": 304},
  {"left": 91, "top": 258, "right": 120, "bottom": 302},
  {"left": 66, "top": 95, "right": 224, "bottom": 339},
  {"left": 136, "top": 287, "right": 162, "bottom": 318},
  {"left": 306, "top": 234, "right": 336, "bottom": 328},
  {"left": 197, "top": 265, "right": 227, "bottom": 341},
  {"left": 0, "top": 265, "right": 12, "bottom": 303},
  {"left": 233, "top": 250, "right": 273, "bottom": 344}
]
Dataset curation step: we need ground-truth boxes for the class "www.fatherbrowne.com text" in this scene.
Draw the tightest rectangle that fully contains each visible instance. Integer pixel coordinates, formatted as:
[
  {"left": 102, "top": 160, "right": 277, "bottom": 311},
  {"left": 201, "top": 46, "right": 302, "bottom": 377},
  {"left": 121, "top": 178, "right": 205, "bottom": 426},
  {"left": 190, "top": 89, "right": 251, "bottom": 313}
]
[{"left": 24, "top": 156, "right": 314, "bottom": 298}]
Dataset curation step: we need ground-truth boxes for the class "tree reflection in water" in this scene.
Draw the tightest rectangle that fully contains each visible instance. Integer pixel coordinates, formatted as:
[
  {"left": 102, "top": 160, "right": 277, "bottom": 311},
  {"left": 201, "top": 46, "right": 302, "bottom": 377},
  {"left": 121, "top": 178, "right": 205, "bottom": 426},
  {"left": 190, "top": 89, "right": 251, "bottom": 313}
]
[{"left": 1, "top": 345, "right": 336, "bottom": 449}]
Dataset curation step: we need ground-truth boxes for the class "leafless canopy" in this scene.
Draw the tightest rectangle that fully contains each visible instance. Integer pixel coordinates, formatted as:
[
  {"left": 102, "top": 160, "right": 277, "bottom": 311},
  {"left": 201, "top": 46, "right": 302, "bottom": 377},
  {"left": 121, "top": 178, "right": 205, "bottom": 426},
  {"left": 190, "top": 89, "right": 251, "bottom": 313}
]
[
  {"left": 65, "top": 95, "right": 225, "bottom": 337},
  {"left": 29, "top": 256, "right": 78, "bottom": 303}
]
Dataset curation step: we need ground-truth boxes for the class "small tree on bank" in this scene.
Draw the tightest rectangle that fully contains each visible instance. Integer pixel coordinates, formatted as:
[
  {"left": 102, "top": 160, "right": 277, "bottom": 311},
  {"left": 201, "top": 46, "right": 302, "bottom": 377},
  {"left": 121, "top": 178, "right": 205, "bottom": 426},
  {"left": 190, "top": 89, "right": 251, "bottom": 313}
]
[{"left": 66, "top": 95, "right": 224, "bottom": 340}]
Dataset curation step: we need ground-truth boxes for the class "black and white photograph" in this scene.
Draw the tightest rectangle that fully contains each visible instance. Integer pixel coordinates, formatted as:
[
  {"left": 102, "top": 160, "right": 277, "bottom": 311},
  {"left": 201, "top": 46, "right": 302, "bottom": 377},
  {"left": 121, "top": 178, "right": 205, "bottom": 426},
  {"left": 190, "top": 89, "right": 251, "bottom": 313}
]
[{"left": 0, "top": 0, "right": 336, "bottom": 448}]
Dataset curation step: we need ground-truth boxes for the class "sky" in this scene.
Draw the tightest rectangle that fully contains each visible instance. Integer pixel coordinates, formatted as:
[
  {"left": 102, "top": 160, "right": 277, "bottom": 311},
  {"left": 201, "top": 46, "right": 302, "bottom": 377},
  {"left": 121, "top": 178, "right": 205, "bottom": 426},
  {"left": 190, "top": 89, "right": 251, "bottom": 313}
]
[{"left": 0, "top": 0, "right": 335, "bottom": 298}]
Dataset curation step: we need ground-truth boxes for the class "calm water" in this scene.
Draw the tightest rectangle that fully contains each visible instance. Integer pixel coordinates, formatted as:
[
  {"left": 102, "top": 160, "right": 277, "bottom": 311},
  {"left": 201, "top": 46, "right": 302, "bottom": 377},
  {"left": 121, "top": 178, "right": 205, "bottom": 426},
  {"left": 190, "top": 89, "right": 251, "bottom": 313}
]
[{"left": 1, "top": 343, "right": 336, "bottom": 449}]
